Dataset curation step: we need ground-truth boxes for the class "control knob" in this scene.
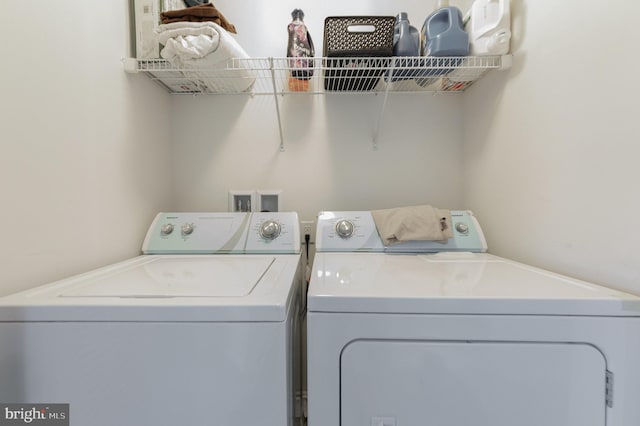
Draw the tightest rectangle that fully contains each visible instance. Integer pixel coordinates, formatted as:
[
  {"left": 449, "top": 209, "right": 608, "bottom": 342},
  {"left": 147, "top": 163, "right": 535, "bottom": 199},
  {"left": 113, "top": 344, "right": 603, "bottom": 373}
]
[
  {"left": 455, "top": 222, "right": 469, "bottom": 234},
  {"left": 181, "top": 223, "right": 194, "bottom": 235},
  {"left": 335, "top": 219, "right": 355, "bottom": 239},
  {"left": 260, "top": 220, "right": 281, "bottom": 240},
  {"left": 160, "top": 223, "right": 174, "bottom": 235}
]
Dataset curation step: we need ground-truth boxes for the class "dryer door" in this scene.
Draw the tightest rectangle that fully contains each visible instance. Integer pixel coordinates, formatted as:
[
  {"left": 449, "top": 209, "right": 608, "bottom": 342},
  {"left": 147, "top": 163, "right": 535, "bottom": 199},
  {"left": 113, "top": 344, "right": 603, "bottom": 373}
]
[{"left": 341, "top": 340, "right": 606, "bottom": 426}]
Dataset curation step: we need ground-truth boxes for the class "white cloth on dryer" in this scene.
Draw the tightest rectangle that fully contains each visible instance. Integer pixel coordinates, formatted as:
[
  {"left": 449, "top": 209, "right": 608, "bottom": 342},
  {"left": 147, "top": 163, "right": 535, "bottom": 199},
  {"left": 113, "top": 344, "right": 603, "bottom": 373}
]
[{"left": 372, "top": 205, "right": 453, "bottom": 245}]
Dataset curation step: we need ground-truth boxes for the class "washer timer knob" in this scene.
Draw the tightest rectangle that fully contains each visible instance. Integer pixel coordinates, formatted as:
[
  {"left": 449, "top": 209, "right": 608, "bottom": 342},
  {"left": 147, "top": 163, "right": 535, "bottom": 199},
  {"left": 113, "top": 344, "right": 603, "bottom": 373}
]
[
  {"left": 260, "top": 220, "right": 281, "bottom": 240},
  {"left": 455, "top": 222, "right": 469, "bottom": 234},
  {"left": 335, "top": 220, "right": 355, "bottom": 239},
  {"left": 160, "top": 223, "right": 174, "bottom": 235}
]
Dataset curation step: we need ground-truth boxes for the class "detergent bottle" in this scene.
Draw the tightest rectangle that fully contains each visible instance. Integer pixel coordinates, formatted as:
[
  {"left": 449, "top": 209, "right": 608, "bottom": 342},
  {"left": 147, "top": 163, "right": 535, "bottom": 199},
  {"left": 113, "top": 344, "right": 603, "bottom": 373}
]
[
  {"left": 386, "top": 12, "right": 421, "bottom": 82},
  {"left": 287, "top": 8, "right": 315, "bottom": 91},
  {"left": 393, "top": 12, "right": 420, "bottom": 57},
  {"left": 420, "top": 0, "right": 469, "bottom": 56},
  {"left": 466, "top": 0, "right": 511, "bottom": 55}
]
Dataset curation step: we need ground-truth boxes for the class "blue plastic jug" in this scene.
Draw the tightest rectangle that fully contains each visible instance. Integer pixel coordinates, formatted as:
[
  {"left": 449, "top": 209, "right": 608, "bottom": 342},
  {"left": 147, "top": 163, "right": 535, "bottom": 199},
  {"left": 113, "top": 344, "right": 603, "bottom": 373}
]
[
  {"left": 393, "top": 12, "right": 420, "bottom": 57},
  {"left": 386, "top": 12, "right": 421, "bottom": 82},
  {"left": 421, "top": 1, "right": 469, "bottom": 56}
]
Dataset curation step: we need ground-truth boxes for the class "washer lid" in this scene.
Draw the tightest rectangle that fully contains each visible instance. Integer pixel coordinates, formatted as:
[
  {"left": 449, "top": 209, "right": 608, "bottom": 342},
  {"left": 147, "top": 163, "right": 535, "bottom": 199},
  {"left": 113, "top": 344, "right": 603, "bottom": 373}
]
[
  {"left": 0, "top": 255, "right": 301, "bottom": 322},
  {"left": 60, "top": 257, "right": 273, "bottom": 298},
  {"left": 308, "top": 252, "right": 640, "bottom": 316}
]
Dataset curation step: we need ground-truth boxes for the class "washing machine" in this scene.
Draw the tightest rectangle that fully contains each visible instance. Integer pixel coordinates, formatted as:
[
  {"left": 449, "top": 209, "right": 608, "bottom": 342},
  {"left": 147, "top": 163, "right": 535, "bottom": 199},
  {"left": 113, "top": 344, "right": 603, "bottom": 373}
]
[
  {"left": 0, "top": 212, "right": 304, "bottom": 426},
  {"left": 307, "top": 210, "right": 640, "bottom": 426}
]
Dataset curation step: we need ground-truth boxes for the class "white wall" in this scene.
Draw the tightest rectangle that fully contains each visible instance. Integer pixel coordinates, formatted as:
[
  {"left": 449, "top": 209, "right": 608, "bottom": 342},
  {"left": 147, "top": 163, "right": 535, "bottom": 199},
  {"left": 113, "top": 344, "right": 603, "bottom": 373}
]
[
  {"left": 171, "top": 94, "right": 464, "bottom": 220},
  {"left": 8, "top": 0, "right": 636, "bottom": 300},
  {"left": 463, "top": 0, "right": 640, "bottom": 294},
  {"left": 171, "top": 0, "right": 470, "bottom": 222},
  {"left": 0, "top": 2, "right": 173, "bottom": 296}
]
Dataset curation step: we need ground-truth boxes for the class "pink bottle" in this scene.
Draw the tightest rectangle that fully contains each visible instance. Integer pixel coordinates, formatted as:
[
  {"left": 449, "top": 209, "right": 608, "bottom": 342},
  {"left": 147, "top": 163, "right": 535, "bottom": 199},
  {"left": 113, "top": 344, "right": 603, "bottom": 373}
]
[{"left": 287, "top": 9, "right": 315, "bottom": 91}]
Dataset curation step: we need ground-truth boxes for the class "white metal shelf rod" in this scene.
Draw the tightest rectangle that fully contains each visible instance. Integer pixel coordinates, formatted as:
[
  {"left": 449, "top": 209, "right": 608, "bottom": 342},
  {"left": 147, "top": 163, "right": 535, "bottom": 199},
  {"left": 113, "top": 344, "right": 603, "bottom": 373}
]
[
  {"left": 372, "top": 58, "right": 395, "bottom": 151},
  {"left": 268, "top": 57, "right": 285, "bottom": 152}
]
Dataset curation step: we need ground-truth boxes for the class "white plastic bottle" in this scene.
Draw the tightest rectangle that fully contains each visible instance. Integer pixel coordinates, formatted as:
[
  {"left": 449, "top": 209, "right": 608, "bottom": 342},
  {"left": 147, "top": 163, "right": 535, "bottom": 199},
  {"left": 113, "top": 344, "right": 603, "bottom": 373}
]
[{"left": 466, "top": 0, "right": 511, "bottom": 55}]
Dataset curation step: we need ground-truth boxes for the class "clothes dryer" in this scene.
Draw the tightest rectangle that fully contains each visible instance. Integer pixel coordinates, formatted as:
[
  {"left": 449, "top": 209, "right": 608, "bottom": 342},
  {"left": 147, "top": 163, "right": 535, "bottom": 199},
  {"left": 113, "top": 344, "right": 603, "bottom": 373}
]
[
  {"left": 307, "top": 210, "right": 640, "bottom": 426},
  {"left": 0, "top": 212, "right": 303, "bottom": 426}
]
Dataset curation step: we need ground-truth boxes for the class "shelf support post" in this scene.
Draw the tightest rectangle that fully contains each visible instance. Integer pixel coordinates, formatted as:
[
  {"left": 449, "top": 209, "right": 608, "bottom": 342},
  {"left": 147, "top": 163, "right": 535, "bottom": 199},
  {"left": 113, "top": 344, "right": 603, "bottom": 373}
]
[
  {"left": 372, "top": 58, "right": 395, "bottom": 151},
  {"left": 268, "top": 57, "right": 285, "bottom": 152}
]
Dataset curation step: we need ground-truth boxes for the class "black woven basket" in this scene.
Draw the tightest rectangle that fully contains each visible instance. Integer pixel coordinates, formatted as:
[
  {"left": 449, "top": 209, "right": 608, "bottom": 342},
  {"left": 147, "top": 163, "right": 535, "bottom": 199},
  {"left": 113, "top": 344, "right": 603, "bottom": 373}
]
[{"left": 323, "top": 16, "right": 394, "bottom": 91}]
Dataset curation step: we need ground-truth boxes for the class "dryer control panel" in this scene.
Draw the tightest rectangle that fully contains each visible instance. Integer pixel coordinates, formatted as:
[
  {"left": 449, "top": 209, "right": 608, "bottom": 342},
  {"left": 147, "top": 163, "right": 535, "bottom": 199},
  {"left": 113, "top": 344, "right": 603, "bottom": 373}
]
[
  {"left": 316, "top": 210, "right": 487, "bottom": 253},
  {"left": 142, "top": 212, "right": 300, "bottom": 254}
]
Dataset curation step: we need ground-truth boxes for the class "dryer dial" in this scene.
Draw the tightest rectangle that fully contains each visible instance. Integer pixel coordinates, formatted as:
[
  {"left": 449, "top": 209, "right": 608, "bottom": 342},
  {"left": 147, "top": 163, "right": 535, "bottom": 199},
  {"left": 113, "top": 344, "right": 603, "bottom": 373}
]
[
  {"left": 181, "top": 223, "right": 194, "bottom": 235},
  {"left": 335, "top": 220, "right": 355, "bottom": 239},
  {"left": 455, "top": 222, "right": 469, "bottom": 234}
]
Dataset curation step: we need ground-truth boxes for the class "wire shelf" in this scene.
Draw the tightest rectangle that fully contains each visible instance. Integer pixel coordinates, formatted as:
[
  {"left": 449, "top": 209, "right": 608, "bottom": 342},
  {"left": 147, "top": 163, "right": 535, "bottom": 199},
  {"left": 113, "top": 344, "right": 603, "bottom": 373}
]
[{"left": 127, "top": 56, "right": 508, "bottom": 95}]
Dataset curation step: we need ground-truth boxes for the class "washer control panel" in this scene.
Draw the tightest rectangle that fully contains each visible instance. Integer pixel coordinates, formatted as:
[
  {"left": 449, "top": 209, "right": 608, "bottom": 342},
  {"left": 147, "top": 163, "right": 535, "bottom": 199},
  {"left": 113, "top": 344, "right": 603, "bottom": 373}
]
[
  {"left": 316, "top": 210, "right": 487, "bottom": 253},
  {"left": 246, "top": 212, "right": 299, "bottom": 253},
  {"left": 142, "top": 212, "right": 300, "bottom": 254}
]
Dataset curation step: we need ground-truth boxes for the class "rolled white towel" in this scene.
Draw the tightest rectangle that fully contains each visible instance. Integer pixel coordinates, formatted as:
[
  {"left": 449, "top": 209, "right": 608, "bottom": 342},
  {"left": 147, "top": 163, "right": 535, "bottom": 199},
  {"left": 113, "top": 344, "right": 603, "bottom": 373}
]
[
  {"left": 155, "top": 22, "right": 255, "bottom": 93},
  {"left": 157, "top": 22, "right": 221, "bottom": 61}
]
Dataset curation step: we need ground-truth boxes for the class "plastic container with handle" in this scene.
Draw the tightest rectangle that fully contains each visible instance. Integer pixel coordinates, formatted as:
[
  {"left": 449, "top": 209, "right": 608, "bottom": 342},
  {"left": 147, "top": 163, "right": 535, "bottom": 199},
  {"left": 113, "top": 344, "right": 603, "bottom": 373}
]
[{"left": 466, "top": 0, "right": 511, "bottom": 55}]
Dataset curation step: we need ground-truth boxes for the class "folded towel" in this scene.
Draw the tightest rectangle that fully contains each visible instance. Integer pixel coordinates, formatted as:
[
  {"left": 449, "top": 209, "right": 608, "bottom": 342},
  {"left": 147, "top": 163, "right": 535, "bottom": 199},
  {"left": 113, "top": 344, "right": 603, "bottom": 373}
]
[
  {"left": 160, "top": 3, "right": 237, "bottom": 34},
  {"left": 156, "top": 22, "right": 255, "bottom": 93},
  {"left": 372, "top": 205, "right": 453, "bottom": 246},
  {"left": 157, "top": 22, "right": 221, "bottom": 59}
]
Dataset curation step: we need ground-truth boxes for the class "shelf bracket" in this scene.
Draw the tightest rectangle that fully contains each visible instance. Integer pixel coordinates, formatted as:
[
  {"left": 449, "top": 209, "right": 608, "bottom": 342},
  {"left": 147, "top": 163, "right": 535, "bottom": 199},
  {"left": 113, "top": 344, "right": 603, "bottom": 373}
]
[
  {"left": 268, "top": 57, "right": 285, "bottom": 152},
  {"left": 122, "top": 57, "right": 139, "bottom": 73},
  {"left": 499, "top": 54, "right": 513, "bottom": 70},
  {"left": 372, "top": 58, "right": 394, "bottom": 151}
]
